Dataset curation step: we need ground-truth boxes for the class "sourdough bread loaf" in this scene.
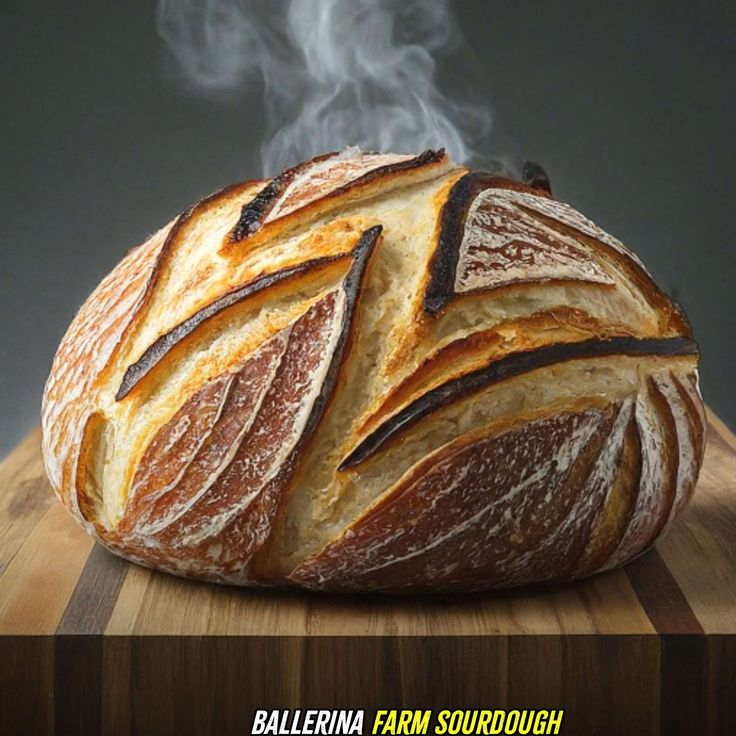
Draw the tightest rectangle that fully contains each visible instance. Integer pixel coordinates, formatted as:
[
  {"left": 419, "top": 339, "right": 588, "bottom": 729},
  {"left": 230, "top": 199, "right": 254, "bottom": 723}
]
[{"left": 41, "top": 148, "right": 705, "bottom": 591}]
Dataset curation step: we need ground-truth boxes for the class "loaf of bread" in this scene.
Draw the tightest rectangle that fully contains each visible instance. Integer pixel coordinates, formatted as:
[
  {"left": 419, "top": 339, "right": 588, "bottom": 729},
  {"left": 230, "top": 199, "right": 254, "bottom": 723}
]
[{"left": 41, "top": 148, "right": 705, "bottom": 591}]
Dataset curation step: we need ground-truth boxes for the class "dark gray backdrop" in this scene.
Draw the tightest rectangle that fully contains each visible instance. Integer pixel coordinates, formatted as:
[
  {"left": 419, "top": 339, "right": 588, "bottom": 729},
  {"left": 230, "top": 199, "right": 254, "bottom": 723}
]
[{"left": 2, "top": 1, "right": 735, "bottom": 458}]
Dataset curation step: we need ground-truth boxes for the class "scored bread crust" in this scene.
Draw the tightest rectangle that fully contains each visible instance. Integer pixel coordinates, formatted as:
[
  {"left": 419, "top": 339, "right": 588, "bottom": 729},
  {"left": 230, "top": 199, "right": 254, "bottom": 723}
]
[{"left": 41, "top": 148, "right": 705, "bottom": 591}]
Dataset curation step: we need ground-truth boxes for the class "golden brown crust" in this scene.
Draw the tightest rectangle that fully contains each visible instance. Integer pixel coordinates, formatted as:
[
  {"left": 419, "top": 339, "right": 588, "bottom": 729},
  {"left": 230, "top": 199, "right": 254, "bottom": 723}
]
[
  {"left": 293, "top": 401, "right": 620, "bottom": 591},
  {"left": 42, "top": 149, "right": 706, "bottom": 591},
  {"left": 518, "top": 200, "right": 692, "bottom": 337},
  {"left": 595, "top": 378, "right": 676, "bottom": 571},
  {"left": 42, "top": 181, "right": 265, "bottom": 516},
  {"left": 576, "top": 404, "right": 644, "bottom": 575},
  {"left": 41, "top": 222, "right": 171, "bottom": 512}
]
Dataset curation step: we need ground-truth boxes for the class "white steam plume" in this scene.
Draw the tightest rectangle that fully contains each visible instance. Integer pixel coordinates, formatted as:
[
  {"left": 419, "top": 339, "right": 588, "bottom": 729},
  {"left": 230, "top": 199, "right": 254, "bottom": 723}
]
[{"left": 155, "top": 0, "right": 491, "bottom": 175}]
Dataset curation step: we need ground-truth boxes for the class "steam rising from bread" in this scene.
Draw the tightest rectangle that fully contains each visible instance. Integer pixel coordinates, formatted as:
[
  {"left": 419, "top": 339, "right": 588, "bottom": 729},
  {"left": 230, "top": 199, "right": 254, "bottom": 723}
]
[{"left": 154, "top": 0, "right": 491, "bottom": 174}]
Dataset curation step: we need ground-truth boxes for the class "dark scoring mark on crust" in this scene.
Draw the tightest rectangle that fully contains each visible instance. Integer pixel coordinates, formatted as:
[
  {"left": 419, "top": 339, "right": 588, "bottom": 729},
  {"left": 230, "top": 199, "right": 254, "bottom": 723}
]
[
  {"left": 424, "top": 171, "right": 549, "bottom": 314},
  {"left": 230, "top": 178, "right": 282, "bottom": 241},
  {"left": 115, "top": 252, "right": 349, "bottom": 401},
  {"left": 103, "top": 180, "right": 260, "bottom": 402},
  {"left": 230, "top": 153, "right": 336, "bottom": 242},
  {"left": 339, "top": 335, "right": 699, "bottom": 470},
  {"left": 229, "top": 149, "right": 445, "bottom": 244},
  {"left": 522, "top": 161, "right": 552, "bottom": 195},
  {"left": 294, "top": 225, "right": 383, "bottom": 452}
]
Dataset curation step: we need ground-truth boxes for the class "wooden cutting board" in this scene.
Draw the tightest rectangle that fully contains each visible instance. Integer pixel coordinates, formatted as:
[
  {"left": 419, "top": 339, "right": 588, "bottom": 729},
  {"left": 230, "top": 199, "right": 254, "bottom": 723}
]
[{"left": 0, "top": 410, "right": 734, "bottom": 736}]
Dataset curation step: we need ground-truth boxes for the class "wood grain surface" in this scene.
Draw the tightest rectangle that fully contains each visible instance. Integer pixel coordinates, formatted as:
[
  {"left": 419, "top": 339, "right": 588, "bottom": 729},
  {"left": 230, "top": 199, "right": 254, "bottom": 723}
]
[{"left": 0, "top": 409, "right": 734, "bottom": 735}]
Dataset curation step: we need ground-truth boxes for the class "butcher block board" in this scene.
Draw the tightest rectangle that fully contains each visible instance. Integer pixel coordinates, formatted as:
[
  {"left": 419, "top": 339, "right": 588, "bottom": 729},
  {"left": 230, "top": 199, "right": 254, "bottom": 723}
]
[{"left": 1, "top": 409, "right": 735, "bottom": 736}]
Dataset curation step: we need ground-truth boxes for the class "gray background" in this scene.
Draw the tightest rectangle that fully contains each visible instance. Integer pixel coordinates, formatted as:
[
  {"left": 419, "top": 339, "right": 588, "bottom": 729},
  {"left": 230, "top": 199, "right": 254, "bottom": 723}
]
[{"left": 1, "top": 1, "right": 735, "bottom": 458}]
